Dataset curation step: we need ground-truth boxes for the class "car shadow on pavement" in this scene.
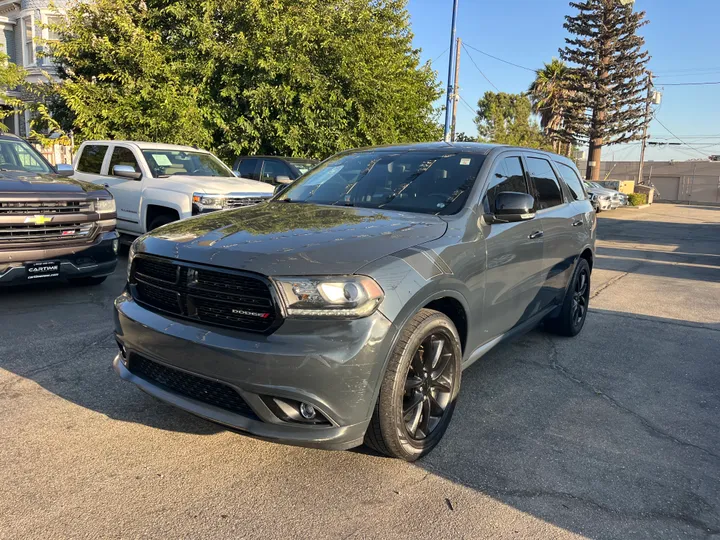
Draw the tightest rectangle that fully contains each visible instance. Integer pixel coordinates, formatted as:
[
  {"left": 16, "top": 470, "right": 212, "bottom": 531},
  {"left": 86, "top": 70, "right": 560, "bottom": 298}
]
[
  {"left": 414, "top": 312, "right": 720, "bottom": 539},
  {"left": 0, "top": 265, "right": 223, "bottom": 437}
]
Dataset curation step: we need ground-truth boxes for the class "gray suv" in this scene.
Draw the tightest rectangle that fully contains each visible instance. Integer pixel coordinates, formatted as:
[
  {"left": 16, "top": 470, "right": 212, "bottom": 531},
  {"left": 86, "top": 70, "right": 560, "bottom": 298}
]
[{"left": 113, "top": 142, "right": 595, "bottom": 461}]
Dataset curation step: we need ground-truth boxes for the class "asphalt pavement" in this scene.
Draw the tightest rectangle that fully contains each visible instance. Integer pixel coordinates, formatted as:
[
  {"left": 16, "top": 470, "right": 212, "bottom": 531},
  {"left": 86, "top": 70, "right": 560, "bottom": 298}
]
[{"left": 1, "top": 203, "right": 719, "bottom": 539}]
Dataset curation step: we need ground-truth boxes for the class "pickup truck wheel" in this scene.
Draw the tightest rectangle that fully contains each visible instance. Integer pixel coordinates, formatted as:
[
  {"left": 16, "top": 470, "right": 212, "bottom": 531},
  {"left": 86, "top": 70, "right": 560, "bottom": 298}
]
[
  {"left": 545, "top": 258, "right": 591, "bottom": 337},
  {"left": 68, "top": 276, "right": 107, "bottom": 287},
  {"left": 365, "top": 309, "right": 461, "bottom": 461},
  {"left": 148, "top": 215, "right": 176, "bottom": 231}
]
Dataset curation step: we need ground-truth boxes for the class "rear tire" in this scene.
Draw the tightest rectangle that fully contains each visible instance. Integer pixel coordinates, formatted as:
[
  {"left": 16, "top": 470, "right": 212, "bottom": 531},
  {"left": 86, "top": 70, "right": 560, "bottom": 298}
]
[
  {"left": 68, "top": 276, "right": 107, "bottom": 287},
  {"left": 545, "top": 258, "right": 591, "bottom": 337},
  {"left": 364, "top": 309, "right": 462, "bottom": 461}
]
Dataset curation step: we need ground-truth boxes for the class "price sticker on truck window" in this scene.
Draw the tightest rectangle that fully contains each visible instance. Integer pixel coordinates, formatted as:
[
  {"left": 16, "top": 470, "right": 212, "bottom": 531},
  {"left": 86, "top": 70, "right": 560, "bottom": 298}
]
[
  {"left": 152, "top": 154, "right": 173, "bottom": 166},
  {"left": 460, "top": 158, "right": 472, "bottom": 166}
]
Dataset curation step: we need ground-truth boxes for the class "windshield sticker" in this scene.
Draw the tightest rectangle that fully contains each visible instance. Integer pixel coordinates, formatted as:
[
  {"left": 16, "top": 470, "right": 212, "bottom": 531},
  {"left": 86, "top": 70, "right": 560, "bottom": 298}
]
[
  {"left": 460, "top": 158, "right": 472, "bottom": 166},
  {"left": 152, "top": 154, "right": 173, "bottom": 166}
]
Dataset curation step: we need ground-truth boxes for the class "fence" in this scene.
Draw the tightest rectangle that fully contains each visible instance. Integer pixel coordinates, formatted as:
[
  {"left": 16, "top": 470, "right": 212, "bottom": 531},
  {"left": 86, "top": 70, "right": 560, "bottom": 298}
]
[{"left": 30, "top": 143, "right": 73, "bottom": 166}]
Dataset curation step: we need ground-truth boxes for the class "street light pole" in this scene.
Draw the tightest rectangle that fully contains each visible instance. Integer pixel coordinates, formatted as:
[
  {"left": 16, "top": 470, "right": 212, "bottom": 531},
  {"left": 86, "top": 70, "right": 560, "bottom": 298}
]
[
  {"left": 443, "top": 0, "right": 460, "bottom": 143},
  {"left": 637, "top": 71, "right": 653, "bottom": 185}
]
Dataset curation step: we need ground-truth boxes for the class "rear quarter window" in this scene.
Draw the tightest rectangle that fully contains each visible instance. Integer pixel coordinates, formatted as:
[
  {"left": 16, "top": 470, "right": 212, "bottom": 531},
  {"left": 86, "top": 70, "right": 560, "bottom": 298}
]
[{"left": 77, "top": 145, "right": 108, "bottom": 174}]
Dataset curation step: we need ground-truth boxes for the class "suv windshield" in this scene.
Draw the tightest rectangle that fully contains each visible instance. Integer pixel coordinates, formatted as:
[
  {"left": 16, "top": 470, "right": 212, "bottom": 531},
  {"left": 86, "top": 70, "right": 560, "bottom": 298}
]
[
  {"left": 142, "top": 150, "right": 233, "bottom": 178},
  {"left": 0, "top": 138, "right": 53, "bottom": 174},
  {"left": 277, "top": 150, "right": 485, "bottom": 215}
]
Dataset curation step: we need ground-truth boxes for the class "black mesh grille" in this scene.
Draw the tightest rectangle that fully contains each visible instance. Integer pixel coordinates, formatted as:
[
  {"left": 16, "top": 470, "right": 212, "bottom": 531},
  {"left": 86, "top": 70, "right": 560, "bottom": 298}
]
[
  {"left": 131, "top": 256, "right": 279, "bottom": 333},
  {"left": 129, "top": 355, "right": 258, "bottom": 419},
  {"left": 0, "top": 200, "right": 93, "bottom": 215}
]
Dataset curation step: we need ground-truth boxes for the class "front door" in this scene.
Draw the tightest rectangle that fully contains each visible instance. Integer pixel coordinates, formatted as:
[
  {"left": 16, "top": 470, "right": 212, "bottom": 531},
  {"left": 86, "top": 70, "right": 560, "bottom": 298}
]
[
  {"left": 479, "top": 154, "right": 545, "bottom": 342},
  {"left": 524, "top": 155, "right": 578, "bottom": 307},
  {"left": 103, "top": 145, "right": 144, "bottom": 233}
]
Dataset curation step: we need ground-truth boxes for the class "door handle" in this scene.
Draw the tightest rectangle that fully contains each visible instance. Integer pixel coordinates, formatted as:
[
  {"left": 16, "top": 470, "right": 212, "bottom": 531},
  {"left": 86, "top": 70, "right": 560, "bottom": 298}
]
[
  {"left": 572, "top": 220, "right": 583, "bottom": 227},
  {"left": 528, "top": 231, "right": 544, "bottom": 240}
]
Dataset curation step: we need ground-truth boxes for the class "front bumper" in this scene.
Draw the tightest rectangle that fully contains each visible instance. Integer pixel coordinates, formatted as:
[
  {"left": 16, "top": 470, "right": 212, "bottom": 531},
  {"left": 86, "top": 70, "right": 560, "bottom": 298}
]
[
  {"left": 0, "top": 232, "right": 119, "bottom": 286},
  {"left": 113, "top": 293, "right": 396, "bottom": 450}
]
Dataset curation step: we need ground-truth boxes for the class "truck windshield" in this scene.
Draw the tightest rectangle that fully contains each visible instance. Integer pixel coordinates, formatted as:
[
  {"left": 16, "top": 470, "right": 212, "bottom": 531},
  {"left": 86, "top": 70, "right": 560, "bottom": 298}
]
[
  {"left": 142, "top": 150, "right": 234, "bottom": 178},
  {"left": 277, "top": 150, "right": 485, "bottom": 215},
  {"left": 0, "top": 139, "right": 53, "bottom": 174}
]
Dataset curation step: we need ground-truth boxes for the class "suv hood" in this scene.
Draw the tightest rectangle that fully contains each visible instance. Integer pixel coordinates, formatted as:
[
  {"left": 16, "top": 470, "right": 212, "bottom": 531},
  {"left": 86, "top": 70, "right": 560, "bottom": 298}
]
[
  {"left": 0, "top": 170, "right": 101, "bottom": 194},
  {"left": 138, "top": 202, "right": 448, "bottom": 275},
  {"left": 170, "top": 175, "right": 274, "bottom": 195}
]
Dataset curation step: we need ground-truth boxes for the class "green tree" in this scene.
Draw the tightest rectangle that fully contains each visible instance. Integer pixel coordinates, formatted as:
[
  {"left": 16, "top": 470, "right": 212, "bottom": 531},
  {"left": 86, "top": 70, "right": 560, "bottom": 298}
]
[
  {"left": 49, "top": 0, "right": 442, "bottom": 159},
  {"left": 560, "top": 0, "right": 650, "bottom": 180},
  {"left": 0, "top": 50, "right": 29, "bottom": 132},
  {"left": 527, "top": 58, "right": 577, "bottom": 156},
  {"left": 474, "top": 91, "right": 547, "bottom": 149}
]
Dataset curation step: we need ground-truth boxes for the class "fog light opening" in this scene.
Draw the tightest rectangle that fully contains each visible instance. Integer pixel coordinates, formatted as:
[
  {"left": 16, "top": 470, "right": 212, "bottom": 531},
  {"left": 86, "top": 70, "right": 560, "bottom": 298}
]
[{"left": 262, "top": 396, "right": 331, "bottom": 425}]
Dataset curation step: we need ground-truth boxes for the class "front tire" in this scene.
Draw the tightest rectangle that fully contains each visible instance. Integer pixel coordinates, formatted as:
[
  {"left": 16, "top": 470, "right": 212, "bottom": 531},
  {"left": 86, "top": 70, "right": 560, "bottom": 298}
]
[
  {"left": 148, "top": 214, "right": 176, "bottom": 231},
  {"left": 365, "top": 309, "right": 462, "bottom": 461},
  {"left": 545, "top": 258, "right": 591, "bottom": 337}
]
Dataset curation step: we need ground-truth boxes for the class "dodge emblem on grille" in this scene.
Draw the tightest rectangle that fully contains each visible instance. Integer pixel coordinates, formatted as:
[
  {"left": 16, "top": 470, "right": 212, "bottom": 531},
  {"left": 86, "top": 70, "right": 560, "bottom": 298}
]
[{"left": 232, "top": 308, "right": 271, "bottom": 319}]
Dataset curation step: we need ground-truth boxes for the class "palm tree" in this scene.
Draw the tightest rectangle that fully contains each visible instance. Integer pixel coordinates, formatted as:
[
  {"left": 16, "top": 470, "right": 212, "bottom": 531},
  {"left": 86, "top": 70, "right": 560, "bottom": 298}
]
[{"left": 528, "top": 59, "right": 576, "bottom": 156}]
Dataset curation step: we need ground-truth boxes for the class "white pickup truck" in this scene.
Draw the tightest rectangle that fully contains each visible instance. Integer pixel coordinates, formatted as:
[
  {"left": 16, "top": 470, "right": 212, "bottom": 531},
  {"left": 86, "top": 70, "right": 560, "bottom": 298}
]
[{"left": 73, "top": 141, "right": 274, "bottom": 235}]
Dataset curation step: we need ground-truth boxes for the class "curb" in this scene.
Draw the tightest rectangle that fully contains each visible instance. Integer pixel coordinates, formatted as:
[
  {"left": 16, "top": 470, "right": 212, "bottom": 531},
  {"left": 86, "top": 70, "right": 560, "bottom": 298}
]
[{"left": 624, "top": 204, "right": 651, "bottom": 210}]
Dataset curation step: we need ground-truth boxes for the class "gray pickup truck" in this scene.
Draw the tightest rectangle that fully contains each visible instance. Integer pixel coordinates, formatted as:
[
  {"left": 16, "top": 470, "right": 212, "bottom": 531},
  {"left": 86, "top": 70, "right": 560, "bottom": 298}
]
[{"left": 0, "top": 134, "right": 118, "bottom": 287}]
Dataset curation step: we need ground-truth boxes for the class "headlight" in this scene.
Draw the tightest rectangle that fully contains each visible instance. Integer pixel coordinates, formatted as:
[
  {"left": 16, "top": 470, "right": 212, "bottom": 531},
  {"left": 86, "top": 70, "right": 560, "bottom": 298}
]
[
  {"left": 96, "top": 198, "right": 116, "bottom": 214},
  {"left": 192, "top": 192, "right": 227, "bottom": 212},
  {"left": 273, "top": 276, "right": 384, "bottom": 318}
]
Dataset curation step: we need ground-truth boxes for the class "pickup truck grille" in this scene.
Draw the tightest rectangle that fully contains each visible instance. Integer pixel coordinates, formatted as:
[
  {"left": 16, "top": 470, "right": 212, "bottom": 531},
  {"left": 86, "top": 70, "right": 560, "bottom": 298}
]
[
  {"left": 225, "top": 196, "right": 270, "bottom": 208},
  {"left": 0, "top": 222, "right": 95, "bottom": 245},
  {"left": 0, "top": 200, "right": 93, "bottom": 215},
  {"left": 131, "top": 255, "right": 280, "bottom": 333}
]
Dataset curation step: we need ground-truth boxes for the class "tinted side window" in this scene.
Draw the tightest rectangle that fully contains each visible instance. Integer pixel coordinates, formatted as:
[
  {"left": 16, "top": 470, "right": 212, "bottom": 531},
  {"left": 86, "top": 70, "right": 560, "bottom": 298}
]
[
  {"left": 526, "top": 157, "right": 564, "bottom": 210},
  {"left": 484, "top": 156, "right": 528, "bottom": 212},
  {"left": 260, "top": 160, "right": 293, "bottom": 183},
  {"left": 77, "top": 145, "right": 108, "bottom": 174},
  {"left": 109, "top": 147, "right": 140, "bottom": 176},
  {"left": 237, "top": 158, "right": 259, "bottom": 180},
  {"left": 556, "top": 162, "right": 586, "bottom": 201}
]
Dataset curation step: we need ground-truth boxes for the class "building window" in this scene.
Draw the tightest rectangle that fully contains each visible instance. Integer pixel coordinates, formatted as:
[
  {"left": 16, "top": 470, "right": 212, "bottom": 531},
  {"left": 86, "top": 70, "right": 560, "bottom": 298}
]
[
  {"left": 22, "top": 16, "right": 34, "bottom": 66},
  {"left": 46, "top": 15, "right": 63, "bottom": 42}
]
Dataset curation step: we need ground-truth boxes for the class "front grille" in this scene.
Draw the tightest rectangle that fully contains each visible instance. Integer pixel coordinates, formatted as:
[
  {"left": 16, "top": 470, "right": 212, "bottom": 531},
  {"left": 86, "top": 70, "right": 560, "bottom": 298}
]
[
  {"left": 128, "top": 355, "right": 258, "bottom": 419},
  {"left": 0, "top": 222, "right": 94, "bottom": 245},
  {"left": 225, "top": 196, "right": 270, "bottom": 208},
  {"left": 0, "top": 200, "right": 93, "bottom": 215},
  {"left": 131, "top": 256, "right": 279, "bottom": 333}
]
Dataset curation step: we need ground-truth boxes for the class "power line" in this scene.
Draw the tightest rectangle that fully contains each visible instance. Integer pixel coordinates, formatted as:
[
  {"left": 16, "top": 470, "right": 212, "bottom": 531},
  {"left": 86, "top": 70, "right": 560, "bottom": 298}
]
[
  {"left": 462, "top": 43, "right": 537, "bottom": 73},
  {"left": 429, "top": 47, "right": 450, "bottom": 65},
  {"left": 459, "top": 95, "right": 476, "bottom": 115},
  {"left": 653, "top": 117, "right": 709, "bottom": 158},
  {"left": 661, "top": 81, "right": 720, "bottom": 86},
  {"left": 461, "top": 44, "right": 499, "bottom": 91}
]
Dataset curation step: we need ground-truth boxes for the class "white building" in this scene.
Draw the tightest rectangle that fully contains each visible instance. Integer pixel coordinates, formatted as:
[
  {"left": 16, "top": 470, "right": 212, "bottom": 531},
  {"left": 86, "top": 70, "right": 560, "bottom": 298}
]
[{"left": 0, "top": 0, "right": 67, "bottom": 135}]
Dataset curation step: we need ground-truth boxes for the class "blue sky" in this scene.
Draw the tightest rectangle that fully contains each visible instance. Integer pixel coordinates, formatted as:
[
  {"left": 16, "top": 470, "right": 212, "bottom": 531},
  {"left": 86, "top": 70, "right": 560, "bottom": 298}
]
[{"left": 407, "top": 0, "right": 720, "bottom": 162}]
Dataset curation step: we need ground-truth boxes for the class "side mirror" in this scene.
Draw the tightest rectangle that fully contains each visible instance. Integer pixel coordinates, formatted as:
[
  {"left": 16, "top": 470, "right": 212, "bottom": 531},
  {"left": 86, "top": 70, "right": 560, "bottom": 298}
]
[
  {"left": 273, "top": 184, "right": 288, "bottom": 196},
  {"left": 490, "top": 192, "right": 536, "bottom": 223},
  {"left": 114, "top": 164, "right": 142, "bottom": 180},
  {"left": 275, "top": 175, "right": 293, "bottom": 185},
  {"left": 56, "top": 164, "right": 74, "bottom": 177}
]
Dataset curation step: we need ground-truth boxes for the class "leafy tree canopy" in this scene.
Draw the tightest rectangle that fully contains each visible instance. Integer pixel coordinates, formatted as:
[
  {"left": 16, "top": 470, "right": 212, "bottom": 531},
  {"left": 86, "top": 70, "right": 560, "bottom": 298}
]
[
  {"left": 474, "top": 91, "right": 548, "bottom": 149},
  {"left": 49, "top": 0, "right": 442, "bottom": 160}
]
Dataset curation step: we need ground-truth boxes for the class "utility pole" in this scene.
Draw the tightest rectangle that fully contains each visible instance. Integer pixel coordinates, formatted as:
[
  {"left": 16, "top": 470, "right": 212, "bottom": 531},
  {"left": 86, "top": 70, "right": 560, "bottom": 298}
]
[
  {"left": 637, "top": 71, "right": 653, "bottom": 185},
  {"left": 450, "top": 37, "right": 461, "bottom": 142},
  {"left": 443, "top": 0, "right": 459, "bottom": 142}
]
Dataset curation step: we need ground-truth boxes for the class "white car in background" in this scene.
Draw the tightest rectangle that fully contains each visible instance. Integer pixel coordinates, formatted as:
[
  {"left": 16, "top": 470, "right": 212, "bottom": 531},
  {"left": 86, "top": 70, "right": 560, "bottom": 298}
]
[
  {"left": 73, "top": 141, "right": 274, "bottom": 235},
  {"left": 583, "top": 181, "right": 623, "bottom": 212}
]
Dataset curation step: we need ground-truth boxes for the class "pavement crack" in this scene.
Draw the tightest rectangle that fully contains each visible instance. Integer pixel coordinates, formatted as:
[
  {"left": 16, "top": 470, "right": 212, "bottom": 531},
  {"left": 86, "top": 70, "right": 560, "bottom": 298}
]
[{"left": 521, "top": 336, "right": 720, "bottom": 462}]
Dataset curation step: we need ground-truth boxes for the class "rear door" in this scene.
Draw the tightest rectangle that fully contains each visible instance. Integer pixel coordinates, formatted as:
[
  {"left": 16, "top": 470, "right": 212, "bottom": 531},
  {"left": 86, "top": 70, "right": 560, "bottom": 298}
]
[
  {"left": 104, "top": 145, "right": 144, "bottom": 233},
  {"left": 480, "top": 154, "right": 545, "bottom": 340},
  {"left": 524, "top": 154, "right": 578, "bottom": 308},
  {"left": 235, "top": 158, "right": 261, "bottom": 181},
  {"left": 259, "top": 159, "right": 294, "bottom": 185}
]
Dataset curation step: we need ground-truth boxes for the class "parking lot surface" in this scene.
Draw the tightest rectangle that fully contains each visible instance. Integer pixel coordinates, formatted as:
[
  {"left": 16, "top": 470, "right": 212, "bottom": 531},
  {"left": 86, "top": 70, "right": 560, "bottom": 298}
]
[{"left": 1, "top": 203, "right": 719, "bottom": 539}]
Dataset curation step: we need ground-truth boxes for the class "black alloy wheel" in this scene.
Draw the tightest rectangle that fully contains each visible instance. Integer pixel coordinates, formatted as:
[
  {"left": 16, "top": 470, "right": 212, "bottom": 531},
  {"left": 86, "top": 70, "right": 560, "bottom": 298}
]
[
  {"left": 545, "top": 257, "right": 592, "bottom": 337},
  {"left": 571, "top": 266, "right": 590, "bottom": 330},
  {"left": 365, "top": 309, "right": 462, "bottom": 461},
  {"left": 402, "top": 332, "right": 456, "bottom": 442}
]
